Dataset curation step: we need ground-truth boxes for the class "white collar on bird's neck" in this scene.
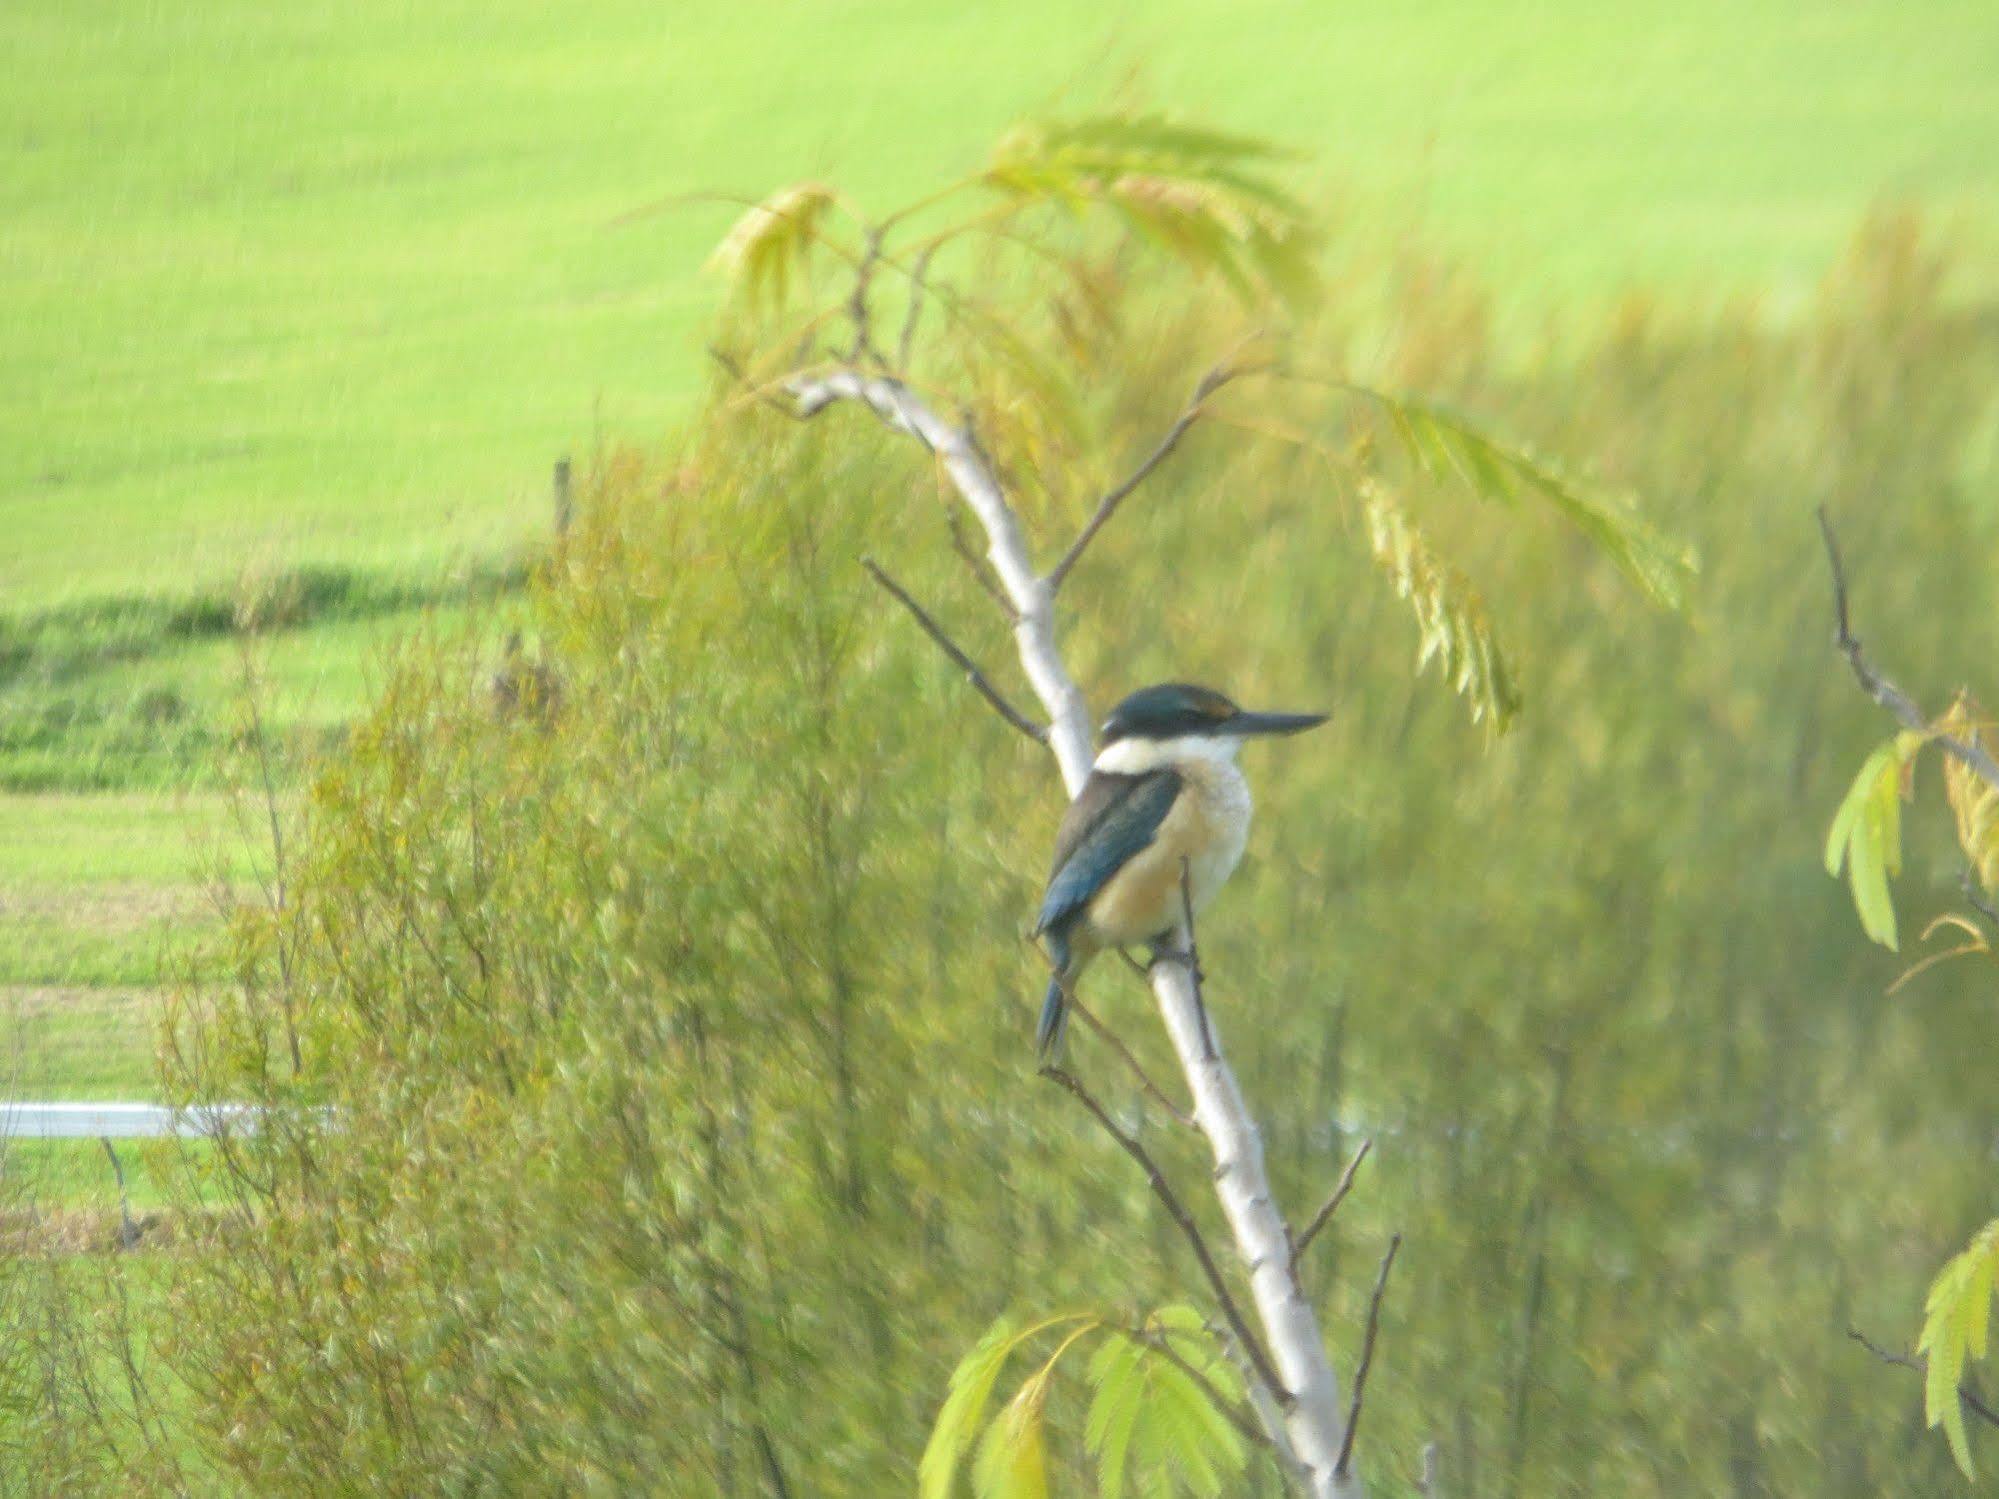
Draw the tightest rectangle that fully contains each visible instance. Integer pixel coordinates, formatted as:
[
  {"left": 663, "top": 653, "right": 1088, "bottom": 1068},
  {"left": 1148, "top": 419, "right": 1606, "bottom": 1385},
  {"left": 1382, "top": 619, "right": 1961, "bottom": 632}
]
[{"left": 1093, "top": 734, "right": 1241, "bottom": 776}]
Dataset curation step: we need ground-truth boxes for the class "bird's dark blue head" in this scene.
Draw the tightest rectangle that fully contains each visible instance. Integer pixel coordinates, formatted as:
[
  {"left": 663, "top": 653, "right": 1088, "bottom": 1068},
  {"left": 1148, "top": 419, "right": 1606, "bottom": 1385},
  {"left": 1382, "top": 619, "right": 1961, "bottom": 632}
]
[{"left": 1098, "top": 682, "right": 1328, "bottom": 747}]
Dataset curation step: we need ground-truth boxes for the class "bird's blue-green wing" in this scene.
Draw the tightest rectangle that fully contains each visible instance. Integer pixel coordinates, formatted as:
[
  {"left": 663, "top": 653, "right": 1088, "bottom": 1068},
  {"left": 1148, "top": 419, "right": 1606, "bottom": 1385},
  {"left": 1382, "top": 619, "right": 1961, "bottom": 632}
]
[{"left": 1035, "top": 769, "right": 1183, "bottom": 936}]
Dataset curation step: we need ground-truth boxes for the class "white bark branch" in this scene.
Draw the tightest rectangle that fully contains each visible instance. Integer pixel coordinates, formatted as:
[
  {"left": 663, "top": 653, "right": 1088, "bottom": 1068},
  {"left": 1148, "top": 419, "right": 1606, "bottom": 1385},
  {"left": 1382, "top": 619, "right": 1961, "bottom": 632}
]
[{"left": 793, "top": 367, "right": 1365, "bottom": 1498}]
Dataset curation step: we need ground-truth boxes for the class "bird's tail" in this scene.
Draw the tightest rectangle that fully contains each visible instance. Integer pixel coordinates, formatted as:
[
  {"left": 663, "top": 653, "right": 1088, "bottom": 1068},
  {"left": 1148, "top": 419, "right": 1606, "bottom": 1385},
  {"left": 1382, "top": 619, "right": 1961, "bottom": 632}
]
[{"left": 1036, "top": 975, "right": 1068, "bottom": 1062}]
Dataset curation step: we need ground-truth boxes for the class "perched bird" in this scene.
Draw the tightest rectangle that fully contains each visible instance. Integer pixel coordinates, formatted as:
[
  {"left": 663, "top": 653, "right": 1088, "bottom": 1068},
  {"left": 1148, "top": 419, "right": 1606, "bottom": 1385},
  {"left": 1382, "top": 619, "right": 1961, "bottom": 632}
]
[{"left": 1034, "top": 682, "right": 1327, "bottom": 1058}]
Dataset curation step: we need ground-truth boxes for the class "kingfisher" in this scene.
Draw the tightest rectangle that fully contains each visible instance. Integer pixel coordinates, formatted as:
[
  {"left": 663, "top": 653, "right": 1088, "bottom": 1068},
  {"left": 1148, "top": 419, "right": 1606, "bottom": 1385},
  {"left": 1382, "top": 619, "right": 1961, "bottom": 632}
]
[{"left": 1034, "top": 682, "right": 1328, "bottom": 1058}]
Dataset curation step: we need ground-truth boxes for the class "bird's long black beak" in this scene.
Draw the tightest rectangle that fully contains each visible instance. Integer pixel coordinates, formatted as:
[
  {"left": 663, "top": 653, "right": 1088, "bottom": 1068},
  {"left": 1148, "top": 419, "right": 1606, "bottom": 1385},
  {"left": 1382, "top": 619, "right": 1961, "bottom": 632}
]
[{"left": 1227, "top": 709, "right": 1330, "bottom": 737}]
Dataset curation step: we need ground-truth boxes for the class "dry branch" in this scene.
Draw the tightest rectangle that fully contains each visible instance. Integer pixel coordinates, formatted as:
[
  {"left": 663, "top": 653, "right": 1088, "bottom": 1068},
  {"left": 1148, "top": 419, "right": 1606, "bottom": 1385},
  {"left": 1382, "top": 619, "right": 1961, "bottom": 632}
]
[
  {"left": 1065, "top": 993, "right": 1195, "bottom": 1128},
  {"left": 858, "top": 557, "right": 1047, "bottom": 744}
]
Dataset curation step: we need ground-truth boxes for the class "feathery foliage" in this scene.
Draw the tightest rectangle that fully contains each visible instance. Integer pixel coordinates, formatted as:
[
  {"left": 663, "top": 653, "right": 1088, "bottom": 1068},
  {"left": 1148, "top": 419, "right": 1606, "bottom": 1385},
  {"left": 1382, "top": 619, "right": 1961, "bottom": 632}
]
[
  {"left": 983, "top": 116, "right": 1318, "bottom": 303},
  {"left": 1358, "top": 388, "right": 1698, "bottom": 613},
  {"left": 1919, "top": 1222, "right": 1999, "bottom": 1476},
  {"left": 707, "top": 183, "right": 842, "bottom": 311},
  {"left": 922, "top": 1308, "right": 1253, "bottom": 1499},
  {"left": 1361, "top": 483, "right": 1521, "bottom": 732}
]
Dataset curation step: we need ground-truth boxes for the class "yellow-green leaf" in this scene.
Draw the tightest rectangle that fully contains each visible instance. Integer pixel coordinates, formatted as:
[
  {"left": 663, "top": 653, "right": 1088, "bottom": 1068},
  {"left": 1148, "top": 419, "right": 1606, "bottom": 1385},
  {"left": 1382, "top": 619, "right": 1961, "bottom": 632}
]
[
  {"left": 1826, "top": 737, "right": 1916, "bottom": 950},
  {"left": 921, "top": 1315, "right": 1021, "bottom": 1499},
  {"left": 1360, "top": 389, "right": 1697, "bottom": 612},
  {"left": 1917, "top": 1220, "right": 1999, "bottom": 1478}
]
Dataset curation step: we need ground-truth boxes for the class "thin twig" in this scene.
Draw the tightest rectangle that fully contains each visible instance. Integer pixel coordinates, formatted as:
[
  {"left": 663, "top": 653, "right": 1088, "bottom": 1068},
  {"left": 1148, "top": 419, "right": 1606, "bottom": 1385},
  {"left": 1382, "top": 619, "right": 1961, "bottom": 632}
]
[
  {"left": 848, "top": 227, "right": 884, "bottom": 364},
  {"left": 1818, "top": 506, "right": 1999, "bottom": 790},
  {"left": 1039, "top": 1062, "right": 1289, "bottom": 1408},
  {"left": 707, "top": 345, "right": 812, "bottom": 418},
  {"left": 1175, "top": 857, "right": 1216, "bottom": 1060},
  {"left": 1849, "top": 1326, "right": 1999, "bottom": 1429},
  {"left": 1067, "top": 995, "right": 1195, "bottom": 1128},
  {"left": 939, "top": 489, "right": 1017, "bottom": 621},
  {"left": 897, "top": 243, "right": 937, "bottom": 372},
  {"left": 1048, "top": 363, "right": 1243, "bottom": 592},
  {"left": 859, "top": 557, "right": 1048, "bottom": 744},
  {"left": 1336, "top": 1232, "right": 1402, "bottom": 1477},
  {"left": 1291, "top": 1138, "right": 1374, "bottom": 1270},
  {"left": 1204, "top": 1314, "right": 1309, "bottom": 1480}
]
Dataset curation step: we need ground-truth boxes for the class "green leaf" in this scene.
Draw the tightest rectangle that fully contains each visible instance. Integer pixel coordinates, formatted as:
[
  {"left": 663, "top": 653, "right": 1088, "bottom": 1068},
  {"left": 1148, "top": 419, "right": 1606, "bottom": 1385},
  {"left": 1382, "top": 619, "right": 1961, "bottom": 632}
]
[
  {"left": 921, "top": 1316, "right": 1022, "bottom": 1499},
  {"left": 1825, "top": 738, "right": 1917, "bottom": 950},
  {"left": 1361, "top": 389, "right": 1697, "bottom": 612},
  {"left": 1085, "top": 1335, "right": 1145, "bottom": 1499},
  {"left": 1918, "top": 1221, "right": 1999, "bottom": 1478},
  {"left": 1150, "top": 1358, "right": 1236, "bottom": 1496}
]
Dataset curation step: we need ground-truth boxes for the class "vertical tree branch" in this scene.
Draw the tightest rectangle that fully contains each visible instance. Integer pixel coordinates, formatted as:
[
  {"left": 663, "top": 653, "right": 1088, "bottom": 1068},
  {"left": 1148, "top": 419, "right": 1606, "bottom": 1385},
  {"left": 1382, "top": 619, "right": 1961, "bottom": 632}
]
[{"left": 792, "top": 367, "right": 1365, "bottom": 1497}]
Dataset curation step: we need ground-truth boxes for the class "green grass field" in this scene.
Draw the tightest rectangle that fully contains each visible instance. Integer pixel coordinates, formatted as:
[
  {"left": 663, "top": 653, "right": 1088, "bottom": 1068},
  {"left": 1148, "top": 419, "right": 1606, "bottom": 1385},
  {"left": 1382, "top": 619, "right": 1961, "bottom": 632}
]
[
  {"left": 6, "top": 0, "right": 1997, "bottom": 607},
  {"left": 3, "top": 0, "right": 1998, "bottom": 1204}
]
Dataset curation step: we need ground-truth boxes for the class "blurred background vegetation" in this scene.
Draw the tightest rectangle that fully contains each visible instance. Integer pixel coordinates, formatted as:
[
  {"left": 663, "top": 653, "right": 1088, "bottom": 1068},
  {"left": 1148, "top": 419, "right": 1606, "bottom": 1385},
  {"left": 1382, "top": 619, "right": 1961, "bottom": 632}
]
[{"left": 3, "top": 3, "right": 1999, "bottom": 1495}]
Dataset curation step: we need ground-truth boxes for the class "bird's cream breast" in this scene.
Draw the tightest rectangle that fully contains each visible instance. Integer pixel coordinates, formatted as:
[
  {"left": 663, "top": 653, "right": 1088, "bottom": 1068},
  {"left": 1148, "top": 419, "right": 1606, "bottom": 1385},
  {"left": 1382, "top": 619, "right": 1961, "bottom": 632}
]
[{"left": 1084, "top": 758, "right": 1252, "bottom": 946}]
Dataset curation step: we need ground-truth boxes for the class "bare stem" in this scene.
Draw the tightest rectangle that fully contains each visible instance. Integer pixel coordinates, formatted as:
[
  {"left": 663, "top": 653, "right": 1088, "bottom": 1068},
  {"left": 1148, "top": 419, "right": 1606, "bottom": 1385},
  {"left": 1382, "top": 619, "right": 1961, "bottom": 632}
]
[
  {"left": 1048, "top": 364, "right": 1244, "bottom": 592},
  {"left": 859, "top": 557, "right": 1048, "bottom": 744},
  {"left": 897, "top": 243, "right": 937, "bottom": 372},
  {"left": 1336, "top": 1234, "right": 1402, "bottom": 1477},
  {"left": 1292, "top": 1139, "right": 1374, "bottom": 1270},
  {"left": 1176, "top": 857, "right": 1216, "bottom": 1060}
]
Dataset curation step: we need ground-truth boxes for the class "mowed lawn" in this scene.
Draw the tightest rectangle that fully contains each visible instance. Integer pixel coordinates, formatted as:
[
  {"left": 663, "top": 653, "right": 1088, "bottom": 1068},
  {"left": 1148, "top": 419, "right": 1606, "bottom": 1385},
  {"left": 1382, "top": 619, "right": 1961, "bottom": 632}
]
[
  {"left": 4, "top": 0, "right": 1997, "bottom": 607},
  {"left": 1, "top": 0, "right": 1997, "bottom": 1203}
]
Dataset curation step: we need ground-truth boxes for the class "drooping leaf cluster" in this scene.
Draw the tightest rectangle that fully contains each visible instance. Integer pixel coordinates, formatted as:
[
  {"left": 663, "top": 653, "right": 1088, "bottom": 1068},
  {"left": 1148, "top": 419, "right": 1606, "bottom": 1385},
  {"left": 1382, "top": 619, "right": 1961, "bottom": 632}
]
[
  {"left": 1920, "top": 1221, "right": 1999, "bottom": 1475},
  {"left": 921, "top": 1307, "right": 1250, "bottom": 1499}
]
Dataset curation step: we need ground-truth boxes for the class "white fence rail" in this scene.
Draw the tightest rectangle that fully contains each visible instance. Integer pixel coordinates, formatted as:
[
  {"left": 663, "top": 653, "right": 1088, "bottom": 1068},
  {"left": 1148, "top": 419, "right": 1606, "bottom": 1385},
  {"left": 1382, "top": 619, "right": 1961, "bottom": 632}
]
[{"left": 0, "top": 1101, "right": 254, "bottom": 1140}]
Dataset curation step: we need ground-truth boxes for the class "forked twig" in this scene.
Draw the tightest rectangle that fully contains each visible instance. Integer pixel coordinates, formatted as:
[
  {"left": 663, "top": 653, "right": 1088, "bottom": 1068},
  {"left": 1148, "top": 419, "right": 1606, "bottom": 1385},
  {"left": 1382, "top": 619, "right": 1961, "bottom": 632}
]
[{"left": 859, "top": 557, "right": 1048, "bottom": 744}]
